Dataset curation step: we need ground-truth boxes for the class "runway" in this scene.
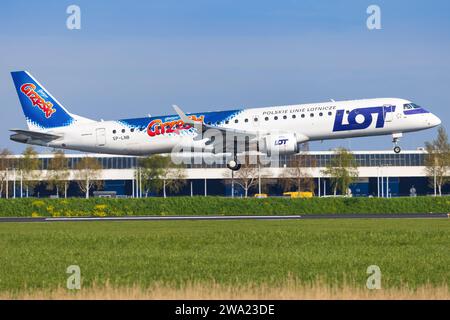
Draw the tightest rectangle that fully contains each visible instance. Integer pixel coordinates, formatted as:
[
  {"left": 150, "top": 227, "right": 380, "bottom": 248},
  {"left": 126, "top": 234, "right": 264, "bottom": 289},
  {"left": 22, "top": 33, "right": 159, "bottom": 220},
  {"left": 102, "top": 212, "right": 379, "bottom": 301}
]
[{"left": 0, "top": 213, "right": 448, "bottom": 223}]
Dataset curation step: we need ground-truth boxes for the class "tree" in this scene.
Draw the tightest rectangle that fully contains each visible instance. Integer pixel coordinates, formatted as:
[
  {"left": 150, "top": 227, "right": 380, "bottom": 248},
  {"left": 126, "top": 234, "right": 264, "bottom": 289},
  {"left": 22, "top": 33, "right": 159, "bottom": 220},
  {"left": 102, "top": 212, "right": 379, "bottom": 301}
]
[
  {"left": 74, "top": 157, "right": 103, "bottom": 198},
  {"left": 20, "top": 146, "right": 40, "bottom": 197},
  {"left": 321, "top": 147, "right": 358, "bottom": 196},
  {"left": 425, "top": 127, "right": 450, "bottom": 196},
  {"left": 227, "top": 155, "right": 259, "bottom": 198},
  {"left": 139, "top": 155, "right": 166, "bottom": 197},
  {"left": 47, "top": 150, "right": 70, "bottom": 198},
  {"left": 280, "top": 143, "right": 315, "bottom": 193},
  {"left": 162, "top": 167, "right": 187, "bottom": 198},
  {"left": 0, "top": 149, "right": 12, "bottom": 198},
  {"left": 139, "top": 155, "right": 186, "bottom": 197}
]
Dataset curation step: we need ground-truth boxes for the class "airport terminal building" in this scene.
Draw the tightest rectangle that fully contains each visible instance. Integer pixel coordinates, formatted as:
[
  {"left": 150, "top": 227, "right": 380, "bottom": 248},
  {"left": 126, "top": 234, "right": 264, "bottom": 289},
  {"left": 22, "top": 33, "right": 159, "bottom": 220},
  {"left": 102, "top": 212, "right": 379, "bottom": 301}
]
[{"left": 1, "top": 149, "right": 444, "bottom": 198}]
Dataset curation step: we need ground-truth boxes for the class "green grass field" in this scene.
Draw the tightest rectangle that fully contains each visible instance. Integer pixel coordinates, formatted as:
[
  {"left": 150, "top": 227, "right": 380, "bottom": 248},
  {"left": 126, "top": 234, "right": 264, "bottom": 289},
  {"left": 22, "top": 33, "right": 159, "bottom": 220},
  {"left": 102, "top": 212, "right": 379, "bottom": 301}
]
[{"left": 0, "top": 219, "right": 449, "bottom": 294}]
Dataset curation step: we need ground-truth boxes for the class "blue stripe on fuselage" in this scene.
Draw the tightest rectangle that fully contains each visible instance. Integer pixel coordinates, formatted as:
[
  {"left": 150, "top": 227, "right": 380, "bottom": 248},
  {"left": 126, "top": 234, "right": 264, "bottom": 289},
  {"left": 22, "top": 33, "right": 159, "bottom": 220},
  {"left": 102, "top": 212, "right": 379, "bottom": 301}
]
[
  {"left": 403, "top": 108, "right": 429, "bottom": 115},
  {"left": 118, "top": 109, "right": 242, "bottom": 131}
]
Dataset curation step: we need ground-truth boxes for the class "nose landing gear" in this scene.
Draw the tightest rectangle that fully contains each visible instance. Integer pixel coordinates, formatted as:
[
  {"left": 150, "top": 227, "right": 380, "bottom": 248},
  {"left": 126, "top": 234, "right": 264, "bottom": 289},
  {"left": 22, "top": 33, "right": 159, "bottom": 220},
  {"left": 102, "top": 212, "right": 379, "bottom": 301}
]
[
  {"left": 392, "top": 134, "right": 402, "bottom": 154},
  {"left": 392, "top": 132, "right": 403, "bottom": 153}
]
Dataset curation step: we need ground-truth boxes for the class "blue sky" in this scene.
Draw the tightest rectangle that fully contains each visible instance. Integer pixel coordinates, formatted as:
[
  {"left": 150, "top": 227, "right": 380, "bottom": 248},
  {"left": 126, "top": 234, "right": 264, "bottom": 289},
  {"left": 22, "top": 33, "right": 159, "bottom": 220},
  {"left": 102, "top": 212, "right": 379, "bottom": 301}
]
[{"left": 1, "top": 0, "right": 450, "bottom": 153}]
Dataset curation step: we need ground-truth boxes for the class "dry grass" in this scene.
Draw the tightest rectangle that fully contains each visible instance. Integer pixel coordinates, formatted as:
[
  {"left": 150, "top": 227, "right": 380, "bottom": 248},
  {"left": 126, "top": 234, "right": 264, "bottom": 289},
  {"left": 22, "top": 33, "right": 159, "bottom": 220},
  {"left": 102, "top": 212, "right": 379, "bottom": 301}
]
[{"left": 2, "top": 282, "right": 449, "bottom": 300}]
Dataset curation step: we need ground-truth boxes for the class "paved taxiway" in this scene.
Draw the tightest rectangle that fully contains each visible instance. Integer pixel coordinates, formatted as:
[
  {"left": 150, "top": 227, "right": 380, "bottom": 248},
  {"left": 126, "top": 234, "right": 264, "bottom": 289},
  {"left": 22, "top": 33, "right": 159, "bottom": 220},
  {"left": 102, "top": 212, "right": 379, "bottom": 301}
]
[{"left": 0, "top": 213, "right": 447, "bottom": 223}]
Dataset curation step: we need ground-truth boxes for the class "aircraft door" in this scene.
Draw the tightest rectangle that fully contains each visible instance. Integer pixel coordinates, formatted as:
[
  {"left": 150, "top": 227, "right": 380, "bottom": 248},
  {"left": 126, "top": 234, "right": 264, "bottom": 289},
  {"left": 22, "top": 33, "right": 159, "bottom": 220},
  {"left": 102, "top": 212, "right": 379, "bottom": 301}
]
[
  {"left": 383, "top": 105, "right": 394, "bottom": 122},
  {"left": 96, "top": 128, "right": 106, "bottom": 146}
]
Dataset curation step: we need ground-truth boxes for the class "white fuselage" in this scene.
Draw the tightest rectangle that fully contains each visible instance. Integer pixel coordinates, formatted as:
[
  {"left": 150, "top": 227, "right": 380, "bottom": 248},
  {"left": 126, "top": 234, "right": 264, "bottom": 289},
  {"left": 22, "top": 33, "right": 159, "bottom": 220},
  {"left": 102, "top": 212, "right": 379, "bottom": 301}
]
[{"left": 40, "top": 98, "right": 441, "bottom": 155}]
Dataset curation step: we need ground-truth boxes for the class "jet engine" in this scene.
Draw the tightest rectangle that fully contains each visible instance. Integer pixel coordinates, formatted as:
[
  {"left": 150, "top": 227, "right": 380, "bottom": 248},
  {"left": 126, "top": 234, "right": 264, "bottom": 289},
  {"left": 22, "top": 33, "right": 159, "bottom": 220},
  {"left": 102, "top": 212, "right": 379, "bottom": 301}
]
[{"left": 261, "top": 133, "right": 307, "bottom": 157}]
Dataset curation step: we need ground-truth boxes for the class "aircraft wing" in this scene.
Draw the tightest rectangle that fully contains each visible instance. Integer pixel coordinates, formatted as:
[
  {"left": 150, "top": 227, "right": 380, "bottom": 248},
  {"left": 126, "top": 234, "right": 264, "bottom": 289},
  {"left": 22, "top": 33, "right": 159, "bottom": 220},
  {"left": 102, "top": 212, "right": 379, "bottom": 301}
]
[
  {"left": 173, "top": 105, "right": 261, "bottom": 152},
  {"left": 9, "top": 129, "right": 62, "bottom": 144}
]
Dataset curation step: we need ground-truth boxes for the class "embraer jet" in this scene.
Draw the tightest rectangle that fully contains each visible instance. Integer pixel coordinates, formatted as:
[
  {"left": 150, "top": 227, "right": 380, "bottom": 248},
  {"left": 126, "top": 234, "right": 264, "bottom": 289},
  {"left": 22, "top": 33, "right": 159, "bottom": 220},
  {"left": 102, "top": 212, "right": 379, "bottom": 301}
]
[{"left": 10, "top": 71, "right": 441, "bottom": 170}]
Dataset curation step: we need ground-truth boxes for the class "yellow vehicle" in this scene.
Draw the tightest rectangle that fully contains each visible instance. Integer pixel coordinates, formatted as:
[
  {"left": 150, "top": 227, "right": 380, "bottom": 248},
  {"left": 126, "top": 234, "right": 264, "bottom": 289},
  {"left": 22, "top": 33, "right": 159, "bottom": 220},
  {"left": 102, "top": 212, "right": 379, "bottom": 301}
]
[
  {"left": 283, "top": 191, "right": 313, "bottom": 198},
  {"left": 254, "top": 193, "right": 268, "bottom": 198}
]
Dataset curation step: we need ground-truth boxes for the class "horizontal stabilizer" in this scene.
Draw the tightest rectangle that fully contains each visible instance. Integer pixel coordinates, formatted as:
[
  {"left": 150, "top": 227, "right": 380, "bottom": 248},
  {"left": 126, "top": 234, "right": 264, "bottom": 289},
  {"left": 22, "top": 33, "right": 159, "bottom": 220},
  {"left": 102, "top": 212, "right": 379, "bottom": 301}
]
[{"left": 10, "top": 129, "right": 61, "bottom": 143}]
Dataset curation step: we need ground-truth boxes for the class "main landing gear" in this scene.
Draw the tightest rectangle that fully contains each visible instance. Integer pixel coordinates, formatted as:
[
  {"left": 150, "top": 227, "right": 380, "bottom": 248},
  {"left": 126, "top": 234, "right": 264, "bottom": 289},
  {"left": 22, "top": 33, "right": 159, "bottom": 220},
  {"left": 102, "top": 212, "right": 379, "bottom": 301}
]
[
  {"left": 227, "top": 158, "right": 241, "bottom": 171},
  {"left": 227, "top": 137, "right": 241, "bottom": 171}
]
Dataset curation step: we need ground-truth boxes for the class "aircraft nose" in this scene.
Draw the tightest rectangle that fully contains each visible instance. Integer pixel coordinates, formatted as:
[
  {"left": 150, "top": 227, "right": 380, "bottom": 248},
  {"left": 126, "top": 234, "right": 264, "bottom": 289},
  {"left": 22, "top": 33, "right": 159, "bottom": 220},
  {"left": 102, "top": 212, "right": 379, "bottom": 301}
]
[{"left": 428, "top": 114, "right": 441, "bottom": 127}]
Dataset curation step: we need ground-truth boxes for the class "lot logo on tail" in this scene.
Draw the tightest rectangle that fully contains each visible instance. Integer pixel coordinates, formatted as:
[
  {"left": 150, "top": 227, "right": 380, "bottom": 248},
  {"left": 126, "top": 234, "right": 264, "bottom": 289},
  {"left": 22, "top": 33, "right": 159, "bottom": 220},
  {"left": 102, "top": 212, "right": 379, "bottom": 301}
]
[
  {"left": 20, "top": 83, "right": 56, "bottom": 118},
  {"left": 333, "top": 106, "right": 395, "bottom": 132}
]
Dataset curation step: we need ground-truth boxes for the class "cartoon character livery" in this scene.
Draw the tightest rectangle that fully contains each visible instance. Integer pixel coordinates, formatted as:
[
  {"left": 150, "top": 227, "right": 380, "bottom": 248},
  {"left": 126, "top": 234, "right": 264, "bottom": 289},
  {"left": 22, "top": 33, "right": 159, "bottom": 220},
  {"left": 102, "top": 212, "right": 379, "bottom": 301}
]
[{"left": 10, "top": 71, "right": 441, "bottom": 170}]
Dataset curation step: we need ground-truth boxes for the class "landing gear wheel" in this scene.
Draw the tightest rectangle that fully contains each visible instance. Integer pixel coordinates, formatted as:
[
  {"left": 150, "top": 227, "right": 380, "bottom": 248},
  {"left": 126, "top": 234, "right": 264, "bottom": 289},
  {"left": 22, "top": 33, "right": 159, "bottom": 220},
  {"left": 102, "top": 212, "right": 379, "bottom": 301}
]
[
  {"left": 227, "top": 159, "right": 241, "bottom": 171},
  {"left": 392, "top": 135, "right": 402, "bottom": 154}
]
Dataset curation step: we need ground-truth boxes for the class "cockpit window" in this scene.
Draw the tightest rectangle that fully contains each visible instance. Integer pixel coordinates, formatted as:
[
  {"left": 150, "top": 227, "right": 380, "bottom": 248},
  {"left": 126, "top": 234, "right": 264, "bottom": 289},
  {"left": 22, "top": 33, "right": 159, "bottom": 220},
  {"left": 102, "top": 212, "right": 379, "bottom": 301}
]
[
  {"left": 403, "top": 103, "right": 422, "bottom": 110},
  {"left": 403, "top": 102, "right": 429, "bottom": 115}
]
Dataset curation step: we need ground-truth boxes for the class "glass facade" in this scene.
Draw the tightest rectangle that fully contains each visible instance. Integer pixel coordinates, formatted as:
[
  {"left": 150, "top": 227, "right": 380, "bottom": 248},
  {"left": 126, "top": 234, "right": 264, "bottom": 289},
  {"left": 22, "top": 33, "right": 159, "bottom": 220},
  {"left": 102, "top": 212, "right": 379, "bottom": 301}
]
[
  {"left": 184, "top": 152, "right": 426, "bottom": 169},
  {"left": 3, "top": 152, "right": 426, "bottom": 170}
]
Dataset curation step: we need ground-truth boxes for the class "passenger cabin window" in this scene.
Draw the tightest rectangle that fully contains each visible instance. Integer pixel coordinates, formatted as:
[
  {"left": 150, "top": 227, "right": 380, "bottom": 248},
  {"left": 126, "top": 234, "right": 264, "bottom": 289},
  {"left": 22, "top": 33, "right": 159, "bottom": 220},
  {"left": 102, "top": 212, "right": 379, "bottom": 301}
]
[
  {"left": 234, "top": 119, "right": 238, "bottom": 123},
  {"left": 265, "top": 117, "right": 269, "bottom": 121},
  {"left": 113, "top": 130, "right": 116, "bottom": 134},
  {"left": 283, "top": 115, "right": 287, "bottom": 119},
  {"left": 292, "top": 115, "right": 296, "bottom": 119},
  {"left": 274, "top": 116, "right": 278, "bottom": 120},
  {"left": 245, "top": 119, "right": 248, "bottom": 123}
]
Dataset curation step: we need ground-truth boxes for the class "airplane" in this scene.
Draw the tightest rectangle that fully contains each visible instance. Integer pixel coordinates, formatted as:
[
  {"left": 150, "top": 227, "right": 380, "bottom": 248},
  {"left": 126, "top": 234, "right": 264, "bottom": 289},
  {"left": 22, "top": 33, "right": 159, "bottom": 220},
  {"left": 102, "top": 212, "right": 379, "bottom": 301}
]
[{"left": 10, "top": 71, "right": 441, "bottom": 171}]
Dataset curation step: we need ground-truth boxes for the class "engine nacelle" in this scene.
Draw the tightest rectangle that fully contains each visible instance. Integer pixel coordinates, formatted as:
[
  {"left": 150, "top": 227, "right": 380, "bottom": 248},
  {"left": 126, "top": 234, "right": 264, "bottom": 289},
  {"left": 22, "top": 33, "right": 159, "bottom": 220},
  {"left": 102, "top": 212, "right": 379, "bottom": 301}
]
[{"left": 262, "top": 133, "right": 300, "bottom": 157}]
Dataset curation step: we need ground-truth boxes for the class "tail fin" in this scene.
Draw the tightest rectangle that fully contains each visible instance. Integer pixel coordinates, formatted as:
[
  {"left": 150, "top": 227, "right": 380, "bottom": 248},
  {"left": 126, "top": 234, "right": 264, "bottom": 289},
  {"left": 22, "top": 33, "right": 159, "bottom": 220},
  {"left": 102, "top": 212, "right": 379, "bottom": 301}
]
[{"left": 11, "top": 71, "right": 93, "bottom": 131}]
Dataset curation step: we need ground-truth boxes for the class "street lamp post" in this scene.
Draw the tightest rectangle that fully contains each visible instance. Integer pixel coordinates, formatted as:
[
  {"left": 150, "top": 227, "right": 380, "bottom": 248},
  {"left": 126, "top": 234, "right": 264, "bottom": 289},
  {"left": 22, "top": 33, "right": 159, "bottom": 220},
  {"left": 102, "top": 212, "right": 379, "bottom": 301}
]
[
  {"left": 20, "top": 170, "right": 23, "bottom": 198},
  {"left": 135, "top": 168, "right": 138, "bottom": 198},
  {"left": 386, "top": 176, "right": 389, "bottom": 198},
  {"left": 231, "top": 170, "right": 234, "bottom": 198},
  {"left": 258, "top": 163, "right": 261, "bottom": 195},
  {"left": 434, "top": 157, "right": 437, "bottom": 196},
  {"left": 377, "top": 167, "right": 380, "bottom": 198},
  {"left": 13, "top": 168, "right": 16, "bottom": 199},
  {"left": 318, "top": 175, "right": 321, "bottom": 197},
  {"left": 5, "top": 168, "right": 8, "bottom": 199},
  {"left": 139, "top": 167, "right": 142, "bottom": 198}
]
